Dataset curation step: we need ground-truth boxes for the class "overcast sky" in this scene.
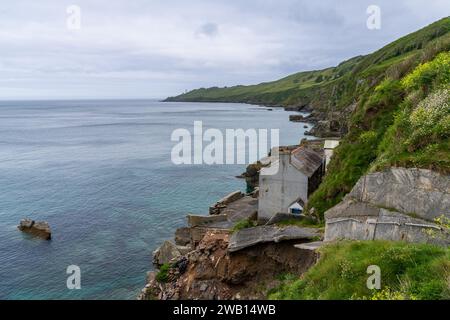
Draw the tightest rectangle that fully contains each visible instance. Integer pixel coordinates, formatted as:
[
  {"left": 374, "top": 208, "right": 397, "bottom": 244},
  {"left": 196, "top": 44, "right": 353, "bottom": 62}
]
[{"left": 0, "top": 0, "right": 448, "bottom": 100}]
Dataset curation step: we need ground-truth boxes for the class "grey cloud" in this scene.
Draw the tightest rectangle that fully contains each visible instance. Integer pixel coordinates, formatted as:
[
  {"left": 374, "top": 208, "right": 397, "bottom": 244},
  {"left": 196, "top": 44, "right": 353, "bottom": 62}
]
[
  {"left": 0, "top": 0, "right": 449, "bottom": 99},
  {"left": 196, "top": 23, "right": 219, "bottom": 38}
]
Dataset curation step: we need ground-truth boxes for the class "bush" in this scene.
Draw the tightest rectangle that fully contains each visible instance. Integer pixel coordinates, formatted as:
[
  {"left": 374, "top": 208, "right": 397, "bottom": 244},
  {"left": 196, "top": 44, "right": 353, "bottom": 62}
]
[
  {"left": 156, "top": 263, "right": 170, "bottom": 283},
  {"left": 406, "top": 89, "right": 450, "bottom": 150},
  {"left": 401, "top": 52, "right": 450, "bottom": 92}
]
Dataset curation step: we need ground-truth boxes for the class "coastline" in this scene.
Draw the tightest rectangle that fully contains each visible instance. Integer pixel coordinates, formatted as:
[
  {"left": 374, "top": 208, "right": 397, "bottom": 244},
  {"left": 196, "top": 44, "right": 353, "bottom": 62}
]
[{"left": 138, "top": 109, "right": 321, "bottom": 300}]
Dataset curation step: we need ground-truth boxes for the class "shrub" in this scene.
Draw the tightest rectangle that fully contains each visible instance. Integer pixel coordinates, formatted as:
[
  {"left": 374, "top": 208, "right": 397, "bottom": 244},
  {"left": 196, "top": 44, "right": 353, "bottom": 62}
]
[
  {"left": 401, "top": 52, "right": 450, "bottom": 92},
  {"left": 405, "top": 89, "right": 450, "bottom": 151},
  {"left": 156, "top": 263, "right": 170, "bottom": 283}
]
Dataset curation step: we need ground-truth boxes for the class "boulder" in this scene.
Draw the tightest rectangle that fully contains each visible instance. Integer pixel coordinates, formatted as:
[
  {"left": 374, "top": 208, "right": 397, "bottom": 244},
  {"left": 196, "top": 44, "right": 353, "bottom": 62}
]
[
  {"left": 18, "top": 219, "right": 51, "bottom": 240},
  {"left": 153, "top": 241, "right": 182, "bottom": 266},
  {"left": 289, "top": 114, "right": 305, "bottom": 122}
]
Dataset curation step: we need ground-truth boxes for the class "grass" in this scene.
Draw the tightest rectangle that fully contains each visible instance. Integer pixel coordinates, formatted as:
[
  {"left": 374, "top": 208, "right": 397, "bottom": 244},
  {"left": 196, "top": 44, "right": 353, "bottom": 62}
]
[
  {"left": 276, "top": 218, "right": 324, "bottom": 229},
  {"left": 167, "top": 17, "right": 450, "bottom": 220},
  {"left": 231, "top": 218, "right": 257, "bottom": 233},
  {"left": 268, "top": 241, "right": 450, "bottom": 300}
]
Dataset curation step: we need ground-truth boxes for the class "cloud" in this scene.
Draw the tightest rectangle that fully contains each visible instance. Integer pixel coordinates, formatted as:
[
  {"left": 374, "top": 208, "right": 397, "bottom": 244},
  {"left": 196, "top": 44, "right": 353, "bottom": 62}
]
[
  {"left": 0, "top": 0, "right": 449, "bottom": 99},
  {"left": 196, "top": 23, "right": 219, "bottom": 38}
]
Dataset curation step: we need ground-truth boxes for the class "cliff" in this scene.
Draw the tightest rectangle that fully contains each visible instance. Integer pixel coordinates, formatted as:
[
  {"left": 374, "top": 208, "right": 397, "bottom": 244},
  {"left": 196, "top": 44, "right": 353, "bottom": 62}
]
[
  {"left": 166, "top": 17, "right": 450, "bottom": 140},
  {"left": 143, "top": 17, "right": 450, "bottom": 301}
]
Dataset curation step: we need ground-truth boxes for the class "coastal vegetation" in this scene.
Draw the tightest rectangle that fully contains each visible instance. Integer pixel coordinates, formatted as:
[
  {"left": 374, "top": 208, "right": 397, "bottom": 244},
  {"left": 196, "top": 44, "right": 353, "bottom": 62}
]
[
  {"left": 168, "top": 17, "right": 450, "bottom": 220},
  {"left": 268, "top": 241, "right": 450, "bottom": 300},
  {"left": 158, "top": 17, "right": 450, "bottom": 301}
]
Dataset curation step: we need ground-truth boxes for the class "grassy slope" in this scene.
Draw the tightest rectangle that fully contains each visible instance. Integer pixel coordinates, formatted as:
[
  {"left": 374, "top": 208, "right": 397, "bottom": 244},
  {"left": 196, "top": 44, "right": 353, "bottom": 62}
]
[
  {"left": 165, "top": 55, "right": 364, "bottom": 108},
  {"left": 307, "top": 21, "right": 450, "bottom": 218},
  {"left": 169, "top": 17, "right": 450, "bottom": 219},
  {"left": 269, "top": 241, "right": 450, "bottom": 300},
  {"left": 166, "top": 18, "right": 450, "bottom": 111},
  {"left": 168, "top": 18, "right": 450, "bottom": 301}
]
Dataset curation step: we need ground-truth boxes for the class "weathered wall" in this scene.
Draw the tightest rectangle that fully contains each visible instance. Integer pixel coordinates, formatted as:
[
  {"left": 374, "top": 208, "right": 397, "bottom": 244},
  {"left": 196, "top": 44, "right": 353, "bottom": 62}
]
[
  {"left": 258, "top": 153, "right": 308, "bottom": 222},
  {"left": 324, "top": 168, "right": 450, "bottom": 245}
]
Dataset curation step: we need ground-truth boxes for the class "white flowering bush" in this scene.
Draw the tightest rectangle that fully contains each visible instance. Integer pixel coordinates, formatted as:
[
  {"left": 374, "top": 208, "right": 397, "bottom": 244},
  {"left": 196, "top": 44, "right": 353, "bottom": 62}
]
[{"left": 406, "top": 89, "right": 450, "bottom": 150}]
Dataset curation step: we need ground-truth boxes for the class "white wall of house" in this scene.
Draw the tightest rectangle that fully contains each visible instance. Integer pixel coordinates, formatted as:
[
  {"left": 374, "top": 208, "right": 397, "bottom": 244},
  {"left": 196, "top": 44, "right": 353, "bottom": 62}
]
[
  {"left": 258, "top": 152, "right": 308, "bottom": 222},
  {"left": 324, "top": 140, "right": 340, "bottom": 170}
]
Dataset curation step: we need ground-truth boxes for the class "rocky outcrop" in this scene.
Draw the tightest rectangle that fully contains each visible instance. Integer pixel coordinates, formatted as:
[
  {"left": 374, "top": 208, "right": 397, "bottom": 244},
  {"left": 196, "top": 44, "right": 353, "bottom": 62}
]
[
  {"left": 324, "top": 168, "right": 450, "bottom": 245},
  {"left": 153, "top": 240, "right": 192, "bottom": 266},
  {"left": 18, "top": 219, "right": 51, "bottom": 240},
  {"left": 289, "top": 114, "right": 306, "bottom": 122}
]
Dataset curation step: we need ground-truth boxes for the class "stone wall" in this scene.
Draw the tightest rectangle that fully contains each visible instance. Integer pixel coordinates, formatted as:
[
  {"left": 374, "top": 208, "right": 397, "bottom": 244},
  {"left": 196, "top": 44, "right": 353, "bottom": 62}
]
[{"left": 324, "top": 168, "right": 450, "bottom": 245}]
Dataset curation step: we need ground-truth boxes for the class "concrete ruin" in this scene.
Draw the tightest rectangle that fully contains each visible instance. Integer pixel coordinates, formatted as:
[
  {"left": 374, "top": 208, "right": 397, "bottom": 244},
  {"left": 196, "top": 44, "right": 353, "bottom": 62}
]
[{"left": 324, "top": 168, "right": 450, "bottom": 245}]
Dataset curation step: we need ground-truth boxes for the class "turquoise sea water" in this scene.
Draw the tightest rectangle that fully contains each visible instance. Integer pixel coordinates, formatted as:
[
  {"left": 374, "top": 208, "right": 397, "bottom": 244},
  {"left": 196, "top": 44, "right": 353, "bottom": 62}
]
[{"left": 0, "top": 100, "right": 310, "bottom": 299}]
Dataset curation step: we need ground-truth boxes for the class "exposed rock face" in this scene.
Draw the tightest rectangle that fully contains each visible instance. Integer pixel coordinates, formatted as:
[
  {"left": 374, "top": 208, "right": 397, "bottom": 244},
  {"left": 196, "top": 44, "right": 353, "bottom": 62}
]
[
  {"left": 153, "top": 241, "right": 191, "bottom": 266},
  {"left": 324, "top": 168, "right": 450, "bottom": 245},
  {"left": 140, "top": 231, "right": 318, "bottom": 300},
  {"left": 18, "top": 219, "right": 51, "bottom": 240},
  {"left": 174, "top": 227, "right": 191, "bottom": 246}
]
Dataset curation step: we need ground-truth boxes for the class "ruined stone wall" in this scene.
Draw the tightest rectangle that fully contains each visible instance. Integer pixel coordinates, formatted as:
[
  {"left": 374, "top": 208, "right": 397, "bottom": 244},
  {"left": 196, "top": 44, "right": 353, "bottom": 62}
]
[{"left": 324, "top": 168, "right": 450, "bottom": 245}]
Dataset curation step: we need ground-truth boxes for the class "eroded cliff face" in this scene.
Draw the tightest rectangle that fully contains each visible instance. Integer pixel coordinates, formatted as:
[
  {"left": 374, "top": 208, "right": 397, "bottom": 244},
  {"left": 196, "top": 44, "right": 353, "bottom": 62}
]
[
  {"left": 139, "top": 231, "right": 318, "bottom": 300},
  {"left": 324, "top": 168, "right": 450, "bottom": 245}
]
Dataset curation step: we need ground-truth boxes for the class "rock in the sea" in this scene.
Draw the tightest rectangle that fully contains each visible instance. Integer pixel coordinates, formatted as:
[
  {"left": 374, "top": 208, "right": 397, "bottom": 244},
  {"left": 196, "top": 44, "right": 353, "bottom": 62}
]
[
  {"left": 18, "top": 219, "right": 51, "bottom": 240},
  {"left": 289, "top": 114, "right": 305, "bottom": 122}
]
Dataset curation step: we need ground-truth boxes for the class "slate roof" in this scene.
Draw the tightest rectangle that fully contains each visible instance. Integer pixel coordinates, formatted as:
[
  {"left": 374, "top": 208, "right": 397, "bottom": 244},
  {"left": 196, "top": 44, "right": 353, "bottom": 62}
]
[{"left": 291, "top": 146, "right": 324, "bottom": 177}]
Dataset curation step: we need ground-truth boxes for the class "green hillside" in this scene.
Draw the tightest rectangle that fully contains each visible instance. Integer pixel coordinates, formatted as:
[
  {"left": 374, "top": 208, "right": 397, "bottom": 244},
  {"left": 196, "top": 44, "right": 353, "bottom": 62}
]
[
  {"left": 169, "top": 17, "right": 450, "bottom": 219},
  {"left": 165, "top": 54, "right": 364, "bottom": 108},
  {"left": 166, "top": 17, "right": 450, "bottom": 114}
]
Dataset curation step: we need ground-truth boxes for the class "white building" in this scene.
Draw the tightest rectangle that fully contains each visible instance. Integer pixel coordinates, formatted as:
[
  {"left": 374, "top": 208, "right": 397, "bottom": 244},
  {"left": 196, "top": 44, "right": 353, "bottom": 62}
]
[
  {"left": 324, "top": 139, "right": 340, "bottom": 170},
  {"left": 258, "top": 145, "right": 325, "bottom": 222}
]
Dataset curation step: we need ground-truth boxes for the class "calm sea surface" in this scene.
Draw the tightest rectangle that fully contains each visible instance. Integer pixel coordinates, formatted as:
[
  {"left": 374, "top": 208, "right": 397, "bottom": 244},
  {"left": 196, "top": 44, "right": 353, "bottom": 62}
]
[{"left": 0, "top": 100, "right": 311, "bottom": 299}]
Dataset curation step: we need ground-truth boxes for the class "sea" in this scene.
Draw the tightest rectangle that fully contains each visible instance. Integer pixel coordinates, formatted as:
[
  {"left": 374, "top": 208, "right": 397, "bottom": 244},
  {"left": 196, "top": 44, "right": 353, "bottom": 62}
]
[{"left": 0, "top": 100, "right": 311, "bottom": 299}]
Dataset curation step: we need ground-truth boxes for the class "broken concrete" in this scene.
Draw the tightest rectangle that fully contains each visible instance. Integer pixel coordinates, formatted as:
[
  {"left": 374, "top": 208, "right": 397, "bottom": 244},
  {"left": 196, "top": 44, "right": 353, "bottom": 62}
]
[
  {"left": 188, "top": 214, "right": 228, "bottom": 227},
  {"left": 228, "top": 225, "right": 321, "bottom": 252},
  {"left": 209, "top": 191, "right": 244, "bottom": 215},
  {"left": 294, "top": 241, "right": 324, "bottom": 251}
]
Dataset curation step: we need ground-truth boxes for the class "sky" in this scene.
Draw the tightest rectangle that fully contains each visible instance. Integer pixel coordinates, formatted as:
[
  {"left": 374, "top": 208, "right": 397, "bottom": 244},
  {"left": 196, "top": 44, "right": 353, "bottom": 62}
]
[{"left": 0, "top": 0, "right": 448, "bottom": 100}]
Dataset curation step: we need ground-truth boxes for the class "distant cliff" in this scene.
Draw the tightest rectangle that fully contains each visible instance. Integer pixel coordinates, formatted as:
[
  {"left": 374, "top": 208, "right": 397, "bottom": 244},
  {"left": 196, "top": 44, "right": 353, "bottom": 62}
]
[{"left": 166, "top": 17, "right": 450, "bottom": 217}]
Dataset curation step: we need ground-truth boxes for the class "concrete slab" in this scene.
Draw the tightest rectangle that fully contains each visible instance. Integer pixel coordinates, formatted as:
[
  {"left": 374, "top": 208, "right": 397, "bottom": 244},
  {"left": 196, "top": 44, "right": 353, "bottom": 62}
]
[
  {"left": 221, "top": 196, "right": 258, "bottom": 223},
  {"left": 228, "top": 225, "right": 321, "bottom": 252},
  {"left": 294, "top": 241, "right": 325, "bottom": 251}
]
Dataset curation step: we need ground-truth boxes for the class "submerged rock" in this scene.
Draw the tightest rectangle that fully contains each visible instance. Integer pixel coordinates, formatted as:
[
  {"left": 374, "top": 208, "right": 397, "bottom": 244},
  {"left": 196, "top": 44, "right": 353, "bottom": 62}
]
[{"left": 18, "top": 219, "right": 51, "bottom": 240}]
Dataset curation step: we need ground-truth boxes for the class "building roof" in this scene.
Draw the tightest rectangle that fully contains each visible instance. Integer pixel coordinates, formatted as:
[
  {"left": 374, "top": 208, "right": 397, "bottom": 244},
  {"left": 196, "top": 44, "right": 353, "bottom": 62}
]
[
  {"left": 291, "top": 146, "right": 324, "bottom": 177},
  {"left": 324, "top": 140, "right": 340, "bottom": 149}
]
